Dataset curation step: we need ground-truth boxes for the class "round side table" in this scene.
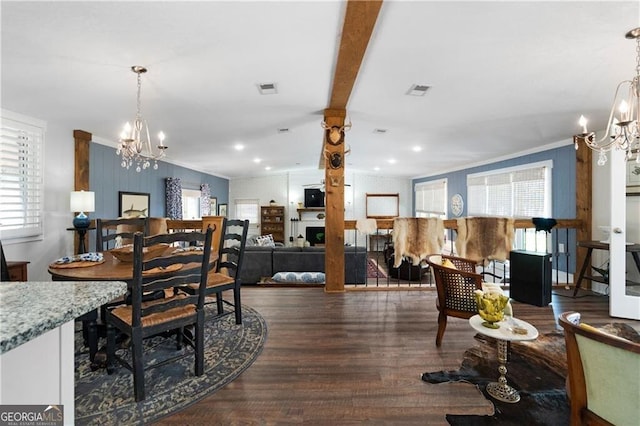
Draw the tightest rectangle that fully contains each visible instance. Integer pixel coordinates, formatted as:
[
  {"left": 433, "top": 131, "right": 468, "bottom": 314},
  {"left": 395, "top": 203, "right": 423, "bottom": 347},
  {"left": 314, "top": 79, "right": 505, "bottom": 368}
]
[{"left": 469, "top": 314, "right": 539, "bottom": 403}]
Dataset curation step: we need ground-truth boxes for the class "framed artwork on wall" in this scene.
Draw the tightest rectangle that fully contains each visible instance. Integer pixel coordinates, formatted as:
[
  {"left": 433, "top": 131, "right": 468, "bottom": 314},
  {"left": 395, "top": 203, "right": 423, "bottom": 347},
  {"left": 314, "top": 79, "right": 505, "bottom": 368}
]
[
  {"left": 209, "top": 197, "right": 217, "bottom": 216},
  {"left": 218, "top": 203, "right": 228, "bottom": 217},
  {"left": 119, "top": 191, "right": 150, "bottom": 218},
  {"left": 627, "top": 153, "right": 640, "bottom": 196}
]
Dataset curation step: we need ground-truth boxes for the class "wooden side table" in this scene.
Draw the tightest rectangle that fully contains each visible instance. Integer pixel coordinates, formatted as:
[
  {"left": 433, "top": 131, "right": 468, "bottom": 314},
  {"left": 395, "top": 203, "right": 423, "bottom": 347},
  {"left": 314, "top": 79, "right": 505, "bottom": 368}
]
[
  {"left": 469, "top": 314, "right": 539, "bottom": 403},
  {"left": 6, "top": 261, "right": 29, "bottom": 281},
  {"left": 574, "top": 240, "right": 640, "bottom": 296}
]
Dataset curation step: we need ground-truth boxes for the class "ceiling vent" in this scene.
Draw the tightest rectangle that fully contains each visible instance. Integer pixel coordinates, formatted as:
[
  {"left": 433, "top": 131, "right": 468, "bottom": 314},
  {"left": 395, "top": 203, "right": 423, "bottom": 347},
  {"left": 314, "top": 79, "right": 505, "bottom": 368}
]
[
  {"left": 258, "top": 82, "right": 278, "bottom": 95},
  {"left": 277, "top": 128, "right": 290, "bottom": 134},
  {"left": 407, "top": 84, "right": 431, "bottom": 96},
  {"left": 373, "top": 128, "right": 388, "bottom": 134}
]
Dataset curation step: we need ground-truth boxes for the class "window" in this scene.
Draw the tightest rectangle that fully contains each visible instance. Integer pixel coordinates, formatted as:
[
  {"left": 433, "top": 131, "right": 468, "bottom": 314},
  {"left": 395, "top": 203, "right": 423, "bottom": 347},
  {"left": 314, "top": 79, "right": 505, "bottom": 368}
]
[
  {"left": 0, "top": 110, "right": 45, "bottom": 242},
  {"left": 415, "top": 179, "right": 447, "bottom": 218},
  {"left": 467, "top": 161, "right": 552, "bottom": 218},
  {"left": 234, "top": 199, "right": 259, "bottom": 223}
]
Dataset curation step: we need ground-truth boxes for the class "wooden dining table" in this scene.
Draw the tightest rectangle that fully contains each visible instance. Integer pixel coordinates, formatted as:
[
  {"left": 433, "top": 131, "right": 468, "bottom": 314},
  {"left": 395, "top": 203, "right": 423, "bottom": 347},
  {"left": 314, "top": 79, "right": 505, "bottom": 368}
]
[{"left": 47, "top": 247, "right": 218, "bottom": 367}]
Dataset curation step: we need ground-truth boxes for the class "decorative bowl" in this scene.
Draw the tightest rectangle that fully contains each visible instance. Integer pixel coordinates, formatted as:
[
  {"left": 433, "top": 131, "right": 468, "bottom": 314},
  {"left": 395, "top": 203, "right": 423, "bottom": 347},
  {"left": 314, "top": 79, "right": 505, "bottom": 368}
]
[
  {"left": 110, "top": 243, "right": 169, "bottom": 262},
  {"left": 474, "top": 290, "right": 510, "bottom": 329}
]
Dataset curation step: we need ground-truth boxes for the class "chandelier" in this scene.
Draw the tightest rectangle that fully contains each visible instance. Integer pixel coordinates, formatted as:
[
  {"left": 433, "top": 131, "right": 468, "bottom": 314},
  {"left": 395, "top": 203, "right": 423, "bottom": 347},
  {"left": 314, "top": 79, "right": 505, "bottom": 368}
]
[
  {"left": 575, "top": 28, "right": 640, "bottom": 166},
  {"left": 117, "top": 66, "right": 167, "bottom": 172}
]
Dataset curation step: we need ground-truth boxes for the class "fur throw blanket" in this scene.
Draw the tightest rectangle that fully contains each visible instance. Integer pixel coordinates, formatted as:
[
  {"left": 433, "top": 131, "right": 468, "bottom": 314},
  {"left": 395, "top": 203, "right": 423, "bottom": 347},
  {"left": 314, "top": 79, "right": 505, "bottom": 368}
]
[
  {"left": 392, "top": 217, "right": 444, "bottom": 267},
  {"left": 455, "top": 217, "right": 515, "bottom": 264}
]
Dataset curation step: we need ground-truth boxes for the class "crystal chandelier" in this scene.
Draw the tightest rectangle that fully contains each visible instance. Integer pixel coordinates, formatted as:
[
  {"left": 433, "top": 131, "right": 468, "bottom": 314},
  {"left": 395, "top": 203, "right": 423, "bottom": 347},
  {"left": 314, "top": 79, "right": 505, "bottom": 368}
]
[
  {"left": 117, "top": 66, "right": 167, "bottom": 172},
  {"left": 575, "top": 28, "right": 640, "bottom": 166}
]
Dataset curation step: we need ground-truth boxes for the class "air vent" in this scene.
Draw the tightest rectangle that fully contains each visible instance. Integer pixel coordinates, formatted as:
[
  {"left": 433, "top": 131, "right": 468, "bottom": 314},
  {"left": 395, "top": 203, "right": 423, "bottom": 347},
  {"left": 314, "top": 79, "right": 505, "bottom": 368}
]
[
  {"left": 258, "top": 82, "right": 278, "bottom": 95},
  {"left": 373, "top": 128, "right": 388, "bottom": 134},
  {"left": 407, "top": 84, "right": 431, "bottom": 96},
  {"left": 277, "top": 128, "right": 290, "bottom": 134}
]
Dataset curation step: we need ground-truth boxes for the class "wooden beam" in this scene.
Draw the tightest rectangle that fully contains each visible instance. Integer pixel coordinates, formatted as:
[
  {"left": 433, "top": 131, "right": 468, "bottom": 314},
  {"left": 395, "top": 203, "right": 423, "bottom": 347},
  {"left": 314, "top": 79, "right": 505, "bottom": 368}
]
[
  {"left": 73, "top": 129, "right": 92, "bottom": 253},
  {"left": 329, "top": 0, "right": 383, "bottom": 109},
  {"left": 323, "top": 1, "right": 382, "bottom": 292},
  {"left": 574, "top": 136, "right": 593, "bottom": 288}
]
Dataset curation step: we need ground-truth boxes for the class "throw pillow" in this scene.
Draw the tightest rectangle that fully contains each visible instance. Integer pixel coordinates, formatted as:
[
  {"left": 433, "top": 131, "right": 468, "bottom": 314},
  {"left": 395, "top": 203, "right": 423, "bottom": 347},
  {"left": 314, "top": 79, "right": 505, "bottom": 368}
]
[
  {"left": 272, "top": 272, "right": 326, "bottom": 284},
  {"left": 256, "top": 234, "right": 276, "bottom": 247},
  {"left": 442, "top": 258, "right": 457, "bottom": 269}
]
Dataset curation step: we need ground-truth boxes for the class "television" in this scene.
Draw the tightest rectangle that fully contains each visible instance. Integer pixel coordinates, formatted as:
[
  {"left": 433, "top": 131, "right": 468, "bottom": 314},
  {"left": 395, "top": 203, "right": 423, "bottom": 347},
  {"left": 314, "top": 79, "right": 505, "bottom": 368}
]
[{"left": 304, "top": 188, "right": 325, "bottom": 208}]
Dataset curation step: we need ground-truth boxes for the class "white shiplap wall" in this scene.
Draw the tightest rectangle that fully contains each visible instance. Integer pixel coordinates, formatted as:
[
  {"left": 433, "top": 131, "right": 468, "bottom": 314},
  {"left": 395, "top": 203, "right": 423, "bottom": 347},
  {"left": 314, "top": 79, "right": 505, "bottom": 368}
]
[{"left": 229, "top": 170, "right": 411, "bottom": 245}]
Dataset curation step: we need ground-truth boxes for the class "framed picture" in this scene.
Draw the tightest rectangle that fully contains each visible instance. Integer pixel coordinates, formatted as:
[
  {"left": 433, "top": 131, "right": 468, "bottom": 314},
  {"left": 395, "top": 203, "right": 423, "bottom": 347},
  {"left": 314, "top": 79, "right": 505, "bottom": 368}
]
[
  {"left": 218, "top": 203, "right": 228, "bottom": 217},
  {"left": 119, "top": 191, "right": 150, "bottom": 218},
  {"left": 627, "top": 154, "right": 640, "bottom": 196},
  {"left": 209, "top": 197, "right": 217, "bottom": 216}
]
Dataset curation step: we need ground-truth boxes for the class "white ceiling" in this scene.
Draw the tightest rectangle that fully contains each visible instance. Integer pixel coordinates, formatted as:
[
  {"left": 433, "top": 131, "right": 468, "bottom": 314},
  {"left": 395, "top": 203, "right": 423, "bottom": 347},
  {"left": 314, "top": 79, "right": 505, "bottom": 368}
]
[{"left": 2, "top": 1, "right": 639, "bottom": 179}]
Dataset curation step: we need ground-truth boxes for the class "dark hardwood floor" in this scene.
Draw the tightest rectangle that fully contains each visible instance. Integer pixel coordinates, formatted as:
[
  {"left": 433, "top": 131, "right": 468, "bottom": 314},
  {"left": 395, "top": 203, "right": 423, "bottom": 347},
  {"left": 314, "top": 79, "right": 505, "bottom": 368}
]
[{"left": 155, "top": 286, "right": 638, "bottom": 425}]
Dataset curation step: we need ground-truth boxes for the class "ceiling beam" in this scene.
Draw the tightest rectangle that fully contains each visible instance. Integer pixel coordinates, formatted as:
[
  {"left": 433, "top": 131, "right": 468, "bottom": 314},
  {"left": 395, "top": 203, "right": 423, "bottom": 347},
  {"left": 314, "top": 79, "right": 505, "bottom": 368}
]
[
  {"left": 329, "top": 0, "right": 383, "bottom": 110},
  {"left": 323, "top": 0, "right": 382, "bottom": 293}
]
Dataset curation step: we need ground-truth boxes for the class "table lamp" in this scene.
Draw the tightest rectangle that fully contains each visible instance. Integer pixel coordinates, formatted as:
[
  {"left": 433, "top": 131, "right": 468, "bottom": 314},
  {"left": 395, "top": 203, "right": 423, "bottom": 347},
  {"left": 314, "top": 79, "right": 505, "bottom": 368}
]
[{"left": 70, "top": 190, "right": 95, "bottom": 229}]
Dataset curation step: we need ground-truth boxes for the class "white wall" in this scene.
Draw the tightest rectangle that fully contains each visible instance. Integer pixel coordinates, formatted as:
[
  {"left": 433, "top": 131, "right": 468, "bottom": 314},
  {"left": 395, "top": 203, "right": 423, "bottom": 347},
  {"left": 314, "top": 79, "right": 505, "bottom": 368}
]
[
  {"left": 229, "top": 170, "right": 412, "bottom": 245},
  {"left": 2, "top": 121, "right": 75, "bottom": 281}
]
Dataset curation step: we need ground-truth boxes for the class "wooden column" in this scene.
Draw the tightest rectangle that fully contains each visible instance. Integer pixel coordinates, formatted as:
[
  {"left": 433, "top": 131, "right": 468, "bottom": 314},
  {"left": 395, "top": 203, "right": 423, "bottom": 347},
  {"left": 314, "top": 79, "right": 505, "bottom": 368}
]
[
  {"left": 323, "top": 109, "right": 346, "bottom": 293},
  {"left": 73, "top": 130, "right": 92, "bottom": 253},
  {"left": 574, "top": 135, "right": 593, "bottom": 287}
]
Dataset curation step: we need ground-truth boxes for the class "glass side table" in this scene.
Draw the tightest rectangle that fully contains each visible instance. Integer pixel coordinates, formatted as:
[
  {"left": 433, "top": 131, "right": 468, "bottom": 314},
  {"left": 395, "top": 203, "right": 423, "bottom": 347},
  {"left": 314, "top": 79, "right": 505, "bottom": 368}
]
[{"left": 469, "top": 314, "right": 539, "bottom": 403}]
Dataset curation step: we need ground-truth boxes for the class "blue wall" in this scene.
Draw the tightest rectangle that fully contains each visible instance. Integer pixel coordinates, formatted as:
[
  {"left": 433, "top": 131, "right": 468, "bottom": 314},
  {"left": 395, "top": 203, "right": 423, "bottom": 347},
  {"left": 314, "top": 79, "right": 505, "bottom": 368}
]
[
  {"left": 89, "top": 142, "right": 229, "bottom": 219},
  {"left": 412, "top": 144, "right": 576, "bottom": 219},
  {"left": 412, "top": 144, "right": 577, "bottom": 273}
]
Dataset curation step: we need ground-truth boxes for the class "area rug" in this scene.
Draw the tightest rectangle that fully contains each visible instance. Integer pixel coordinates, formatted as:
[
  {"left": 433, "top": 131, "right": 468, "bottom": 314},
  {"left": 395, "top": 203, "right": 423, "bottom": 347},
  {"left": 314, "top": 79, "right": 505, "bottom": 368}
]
[
  {"left": 367, "top": 258, "right": 387, "bottom": 278},
  {"left": 74, "top": 304, "right": 267, "bottom": 425},
  {"left": 422, "top": 322, "right": 640, "bottom": 425}
]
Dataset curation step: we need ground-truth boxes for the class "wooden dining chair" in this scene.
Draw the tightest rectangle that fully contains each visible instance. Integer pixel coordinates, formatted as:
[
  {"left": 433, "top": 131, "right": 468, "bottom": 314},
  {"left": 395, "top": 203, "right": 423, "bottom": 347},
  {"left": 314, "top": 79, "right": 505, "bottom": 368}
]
[
  {"left": 184, "top": 219, "right": 249, "bottom": 325},
  {"left": 105, "top": 227, "right": 213, "bottom": 402},
  {"left": 559, "top": 311, "right": 640, "bottom": 426},
  {"left": 425, "top": 254, "right": 483, "bottom": 347},
  {"left": 96, "top": 217, "right": 149, "bottom": 251}
]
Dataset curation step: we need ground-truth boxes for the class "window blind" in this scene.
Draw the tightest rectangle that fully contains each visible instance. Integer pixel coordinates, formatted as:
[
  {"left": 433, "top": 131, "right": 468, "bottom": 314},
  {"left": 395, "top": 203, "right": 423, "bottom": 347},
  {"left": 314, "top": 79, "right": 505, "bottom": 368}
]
[
  {"left": 234, "top": 199, "right": 259, "bottom": 223},
  {"left": 0, "top": 112, "right": 45, "bottom": 241},
  {"left": 415, "top": 179, "right": 446, "bottom": 217},
  {"left": 467, "top": 161, "right": 551, "bottom": 218}
]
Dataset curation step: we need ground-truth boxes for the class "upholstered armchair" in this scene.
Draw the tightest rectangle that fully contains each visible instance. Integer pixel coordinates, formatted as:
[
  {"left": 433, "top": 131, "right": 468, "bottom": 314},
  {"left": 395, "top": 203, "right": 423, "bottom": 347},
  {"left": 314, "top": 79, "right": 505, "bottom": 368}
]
[{"left": 559, "top": 311, "right": 640, "bottom": 426}]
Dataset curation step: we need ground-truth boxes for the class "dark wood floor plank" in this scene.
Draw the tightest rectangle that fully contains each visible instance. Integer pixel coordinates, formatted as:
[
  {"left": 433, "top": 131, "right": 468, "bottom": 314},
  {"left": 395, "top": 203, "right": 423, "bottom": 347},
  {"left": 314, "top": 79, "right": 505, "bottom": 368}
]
[{"left": 154, "top": 286, "right": 638, "bottom": 425}]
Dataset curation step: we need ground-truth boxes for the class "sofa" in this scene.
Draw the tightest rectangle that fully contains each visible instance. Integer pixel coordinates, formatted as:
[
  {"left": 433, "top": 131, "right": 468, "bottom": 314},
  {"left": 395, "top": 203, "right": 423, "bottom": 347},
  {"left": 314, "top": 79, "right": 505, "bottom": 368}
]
[{"left": 241, "top": 246, "right": 367, "bottom": 284}]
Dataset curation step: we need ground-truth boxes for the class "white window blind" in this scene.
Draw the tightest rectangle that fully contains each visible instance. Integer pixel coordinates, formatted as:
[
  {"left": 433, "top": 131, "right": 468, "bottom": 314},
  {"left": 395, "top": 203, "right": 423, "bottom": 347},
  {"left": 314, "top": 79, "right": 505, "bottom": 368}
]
[
  {"left": 0, "top": 111, "right": 45, "bottom": 241},
  {"left": 467, "top": 161, "right": 551, "bottom": 218},
  {"left": 415, "top": 179, "right": 447, "bottom": 217},
  {"left": 234, "top": 199, "right": 259, "bottom": 223}
]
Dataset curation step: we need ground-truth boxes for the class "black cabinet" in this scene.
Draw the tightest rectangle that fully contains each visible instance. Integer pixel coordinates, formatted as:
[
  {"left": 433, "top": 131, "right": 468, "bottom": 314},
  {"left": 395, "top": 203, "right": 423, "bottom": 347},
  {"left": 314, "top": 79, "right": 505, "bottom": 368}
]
[{"left": 509, "top": 250, "right": 552, "bottom": 307}]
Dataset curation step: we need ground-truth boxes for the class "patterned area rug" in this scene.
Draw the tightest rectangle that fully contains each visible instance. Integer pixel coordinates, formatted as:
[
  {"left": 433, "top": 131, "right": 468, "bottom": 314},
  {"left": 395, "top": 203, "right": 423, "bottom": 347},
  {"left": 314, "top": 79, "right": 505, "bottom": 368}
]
[
  {"left": 367, "top": 258, "right": 387, "bottom": 278},
  {"left": 75, "top": 305, "right": 267, "bottom": 425}
]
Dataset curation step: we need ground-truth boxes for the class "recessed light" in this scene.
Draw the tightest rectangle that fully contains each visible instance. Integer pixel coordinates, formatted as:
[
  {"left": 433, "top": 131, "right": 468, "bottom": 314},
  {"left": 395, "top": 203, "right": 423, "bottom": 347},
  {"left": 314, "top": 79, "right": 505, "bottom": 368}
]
[
  {"left": 253, "top": 158, "right": 262, "bottom": 163},
  {"left": 388, "top": 158, "right": 396, "bottom": 164},
  {"left": 265, "top": 166, "right": 272, "bottom": 171},
  {"left": 374, "top": 166, "right": 380, "bottom": 171},
  {"left": 234, "top": 144, "right": 244, "bottom": 151},
  {"left": 258, "top": 82, "right": 278, "bottom": 95},
  {"left": 412, "top": 146, "right": 423, "bottom": 152},
  {"left": 407, "top": 84, "right": 431, "bottom": 96}
]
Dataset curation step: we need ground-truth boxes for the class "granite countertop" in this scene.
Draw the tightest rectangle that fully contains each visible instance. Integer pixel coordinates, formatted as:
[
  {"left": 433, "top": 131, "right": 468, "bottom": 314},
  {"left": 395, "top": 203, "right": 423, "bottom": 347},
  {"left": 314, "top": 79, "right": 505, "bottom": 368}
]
[{"left": 0, "top": 281, "right": 127, "bottom": 354}]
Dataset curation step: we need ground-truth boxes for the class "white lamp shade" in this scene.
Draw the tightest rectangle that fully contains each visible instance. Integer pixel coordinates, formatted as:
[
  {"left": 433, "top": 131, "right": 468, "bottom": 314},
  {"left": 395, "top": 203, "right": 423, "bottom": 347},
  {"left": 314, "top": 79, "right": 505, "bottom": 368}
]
[{"left": 70, "top": 191, "right": 95, "bottom": 213}]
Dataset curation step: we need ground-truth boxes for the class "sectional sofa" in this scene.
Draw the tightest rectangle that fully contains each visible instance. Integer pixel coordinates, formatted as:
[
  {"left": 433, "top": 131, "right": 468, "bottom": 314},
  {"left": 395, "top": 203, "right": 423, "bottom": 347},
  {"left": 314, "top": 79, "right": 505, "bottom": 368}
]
[{"left": 240, "top": 246, "right": 367, "bottom": 284}]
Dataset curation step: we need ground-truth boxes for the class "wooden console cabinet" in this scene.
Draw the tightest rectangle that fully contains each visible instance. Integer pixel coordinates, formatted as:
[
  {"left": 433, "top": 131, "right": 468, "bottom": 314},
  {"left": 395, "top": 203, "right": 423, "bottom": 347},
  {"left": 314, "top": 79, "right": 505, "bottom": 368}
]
[
  {"left": 261, "top": 205, "right": 285, "bottom": 243},
  {"left": 6, "top": 260, "right": 29, "bottom": 281}
]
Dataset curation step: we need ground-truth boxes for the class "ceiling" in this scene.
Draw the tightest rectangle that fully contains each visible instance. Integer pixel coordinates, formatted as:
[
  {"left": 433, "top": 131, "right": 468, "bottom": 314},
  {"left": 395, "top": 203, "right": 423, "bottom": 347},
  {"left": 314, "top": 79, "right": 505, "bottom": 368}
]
[{"left": 2, "top": 1, "right": 639, "bottom": 179}]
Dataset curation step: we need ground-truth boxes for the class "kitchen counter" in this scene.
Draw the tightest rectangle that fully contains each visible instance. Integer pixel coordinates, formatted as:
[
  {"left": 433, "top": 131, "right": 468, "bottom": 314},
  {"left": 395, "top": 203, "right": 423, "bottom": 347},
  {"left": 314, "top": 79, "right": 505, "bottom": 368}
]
[
  {"left": 0, "top": 280, "right": 127, "bottom": 354},
  {"left": 0, "top": 280, "right": 127, "bottom": 425}
]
